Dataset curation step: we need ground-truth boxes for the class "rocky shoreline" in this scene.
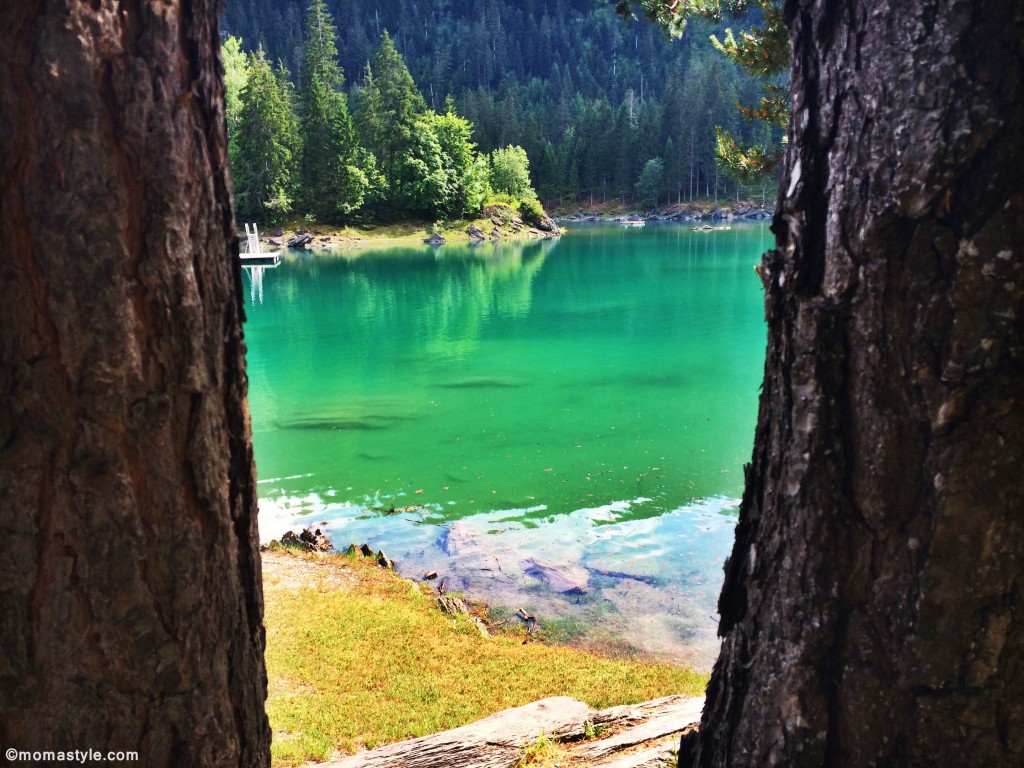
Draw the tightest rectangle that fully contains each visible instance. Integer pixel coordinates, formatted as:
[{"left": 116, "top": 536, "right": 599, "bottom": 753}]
[
  {"left": 249, "top": 204, "right": 562, "bottom": 253},
  {"left": 556, "top": 201, "right": 774, "bottom": 224}
]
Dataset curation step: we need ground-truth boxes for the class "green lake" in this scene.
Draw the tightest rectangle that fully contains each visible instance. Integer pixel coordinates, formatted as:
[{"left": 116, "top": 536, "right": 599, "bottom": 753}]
[{"left": 244, "top": 222, "right": 769, "bottom": 667}]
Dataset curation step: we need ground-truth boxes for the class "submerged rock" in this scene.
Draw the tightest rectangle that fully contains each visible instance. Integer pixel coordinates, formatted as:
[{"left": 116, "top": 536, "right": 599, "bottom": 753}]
[
  {"left": 438, "top": 523, "right": 480, "bottom": 556},
  {"left": 523, "top": 557, "right": 589, "bottom": 595},
  {"left": 424, "top": 232, "right": 446, "bottom": 246}
]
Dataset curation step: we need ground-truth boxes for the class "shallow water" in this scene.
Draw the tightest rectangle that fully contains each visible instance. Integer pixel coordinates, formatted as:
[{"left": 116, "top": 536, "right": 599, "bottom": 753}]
[{"left": 245, "top": 222, "right": 769, "bottom": 668}]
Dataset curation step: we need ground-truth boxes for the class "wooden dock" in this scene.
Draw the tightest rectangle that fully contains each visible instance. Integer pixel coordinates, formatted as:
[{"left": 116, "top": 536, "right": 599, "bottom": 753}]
[{"left": 239, "top": 223, "right": 281, "bottom": 266}]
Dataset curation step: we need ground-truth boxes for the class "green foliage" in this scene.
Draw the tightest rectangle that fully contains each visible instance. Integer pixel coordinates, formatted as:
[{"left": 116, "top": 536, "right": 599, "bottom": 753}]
[
  {"left": 518, "top": 196, "right": 546, "bottom": 225},
  {"left": 355, "top": 31, "right": 427, "bottom": 187},
  {"left": 222, "top": 35, "right": 249, "bottom": 169},
  {"left": 224, "top": 0, "right": 781, "bottom": 207},
  {"left": 233, "top": 47, "right": 299, "bottom": 224},
  {"left": 635, "top": 157, "right": 665, "bottom": 207},
  {"left": 297, "top": 0, "right": 366, "bottom": 221},
  {"left": 300, "top": 0, "right": 343, "bottom": 91},
  {"left": 616, "top": 0, "right": 788, "bottom": 181},
  {"left": 489, "top": 145, "right": 535, "bottom": 201},
  {"left": 392, "top": 108, "right": 489, "bottom": 219}
]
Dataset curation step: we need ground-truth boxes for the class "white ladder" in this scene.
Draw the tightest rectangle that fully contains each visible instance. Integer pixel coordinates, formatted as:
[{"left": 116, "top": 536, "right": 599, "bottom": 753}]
[{"left": 243, "top": 223, "right": 261, "bottom": 255}]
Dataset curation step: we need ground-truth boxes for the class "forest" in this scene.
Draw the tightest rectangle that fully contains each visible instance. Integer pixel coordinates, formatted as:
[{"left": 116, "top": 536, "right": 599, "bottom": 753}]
[{"left": 222, "top": 0, "right": 782, "bottom": 223}]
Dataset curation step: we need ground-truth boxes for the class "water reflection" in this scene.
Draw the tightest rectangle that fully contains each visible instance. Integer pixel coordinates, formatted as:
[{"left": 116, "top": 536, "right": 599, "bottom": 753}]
[
  {"left": 242, "top": 262, "right": 280, "bottom": 306},
  {"left": 245, "top": 224, "right": 770, "bottom": 667}
]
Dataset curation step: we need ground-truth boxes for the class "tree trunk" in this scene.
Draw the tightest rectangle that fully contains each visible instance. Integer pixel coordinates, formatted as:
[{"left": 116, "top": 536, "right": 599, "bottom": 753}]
[
  {"left": 688, "top": 1, "right": 1023, "bottom": 765},
  {"left": 0, "top": 1, "right": 270, "bottom": 765}
]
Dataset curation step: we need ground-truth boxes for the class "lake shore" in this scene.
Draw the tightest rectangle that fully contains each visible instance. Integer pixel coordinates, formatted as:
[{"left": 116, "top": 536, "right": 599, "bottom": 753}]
[
  {"left": 250, "top": 204, "right": 561, "bottom": 254},
  {"left": 246, "top": 200, "right": 772, "bottom": 255},
  {"left": 261, "top": 543, "right": 706, "bottom": 765},
  {"left": 552, "top": 199, "right": 774, "bottom": 224}
]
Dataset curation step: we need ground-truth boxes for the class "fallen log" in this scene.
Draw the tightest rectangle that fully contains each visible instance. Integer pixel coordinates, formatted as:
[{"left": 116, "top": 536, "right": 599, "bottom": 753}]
[
  {"left": 321, "top": 697, "right": 594, "bottom": 768},
  {"left": 577, "top": 696, "right": 704, "bottom": 761},
  {"left": 321, "top": 694, "right": 704, "bottom": 768}
]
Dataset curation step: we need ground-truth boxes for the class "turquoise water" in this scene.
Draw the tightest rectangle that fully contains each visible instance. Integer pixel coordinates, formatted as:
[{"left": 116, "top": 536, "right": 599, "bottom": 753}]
[{"left": 245, "top": 223, "right": 769, "bottom": 666}]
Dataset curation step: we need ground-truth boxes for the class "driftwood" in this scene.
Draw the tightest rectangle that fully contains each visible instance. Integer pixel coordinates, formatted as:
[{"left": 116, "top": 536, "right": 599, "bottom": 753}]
[
  {"left": 322, "top": 694, "right": 703, "bottom": 768},
  {"left": 588, "top": 744, "right": 676, "bottom": 768},
  {"left": 577, "top": 696, "right": 704, "bottom": 761},
  {"left": 323, "top": 697, "right": 593, "bottom": 768}
]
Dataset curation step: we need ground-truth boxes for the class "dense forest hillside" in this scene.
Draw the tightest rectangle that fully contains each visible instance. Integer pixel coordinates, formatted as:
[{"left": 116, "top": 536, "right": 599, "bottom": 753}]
[{"left": 223, "top": 0, "right": 779, "bottom": 210}]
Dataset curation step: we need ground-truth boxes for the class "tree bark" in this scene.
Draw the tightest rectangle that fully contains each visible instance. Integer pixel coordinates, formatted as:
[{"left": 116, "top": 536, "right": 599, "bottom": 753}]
[
  {"left": 0, "top": 1, "right": 270, "bottom": 765},
  {"left": 688, "top": 1, "right": 1023, "bottom": 765}
]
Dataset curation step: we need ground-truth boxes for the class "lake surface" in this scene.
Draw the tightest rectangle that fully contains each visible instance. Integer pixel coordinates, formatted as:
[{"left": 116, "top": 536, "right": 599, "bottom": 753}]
[{"left": 245, "top": 222, "right": 769, "bottom": 668}]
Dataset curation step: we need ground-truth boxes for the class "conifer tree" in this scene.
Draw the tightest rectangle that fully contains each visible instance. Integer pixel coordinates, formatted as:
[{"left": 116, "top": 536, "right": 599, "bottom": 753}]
[
  {"left": 355, "top": 31, "right": 427, "bottom": 195},
  {"left": 234, "top": 47, "right": 299, "bottom": 224},
  {"left": 298, "top": 0, "right": 367, "bottom": 221},
  {"left": 615, "top": 0, "right": 786, "bottom": 181}
]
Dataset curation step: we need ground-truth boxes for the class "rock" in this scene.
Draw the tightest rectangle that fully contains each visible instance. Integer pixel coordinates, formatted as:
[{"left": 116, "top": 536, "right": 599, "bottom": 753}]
[
  {"left": 437, "top": 595, "right": 471, "bottom": 615},
  {"left": 438, "top": 524, "right": 479, "bottom": 556},
  {"left": 535, "top": 215, "right": 561, "bottom": 235},
  {"left": 490, "top": 227, "right": 502, "bottom": 237},
  {"left": 269, "top": 227, "right": 284, "bottom": 237},
  {"left": 359, "top": 543, "right": 374, "bottom": 558},
  {"left": 376, "top": 549, "right": 395, "bottom": 570},
  {"left": 286, "top": 233, "right": 313, "bottom": 248},
  {"left": 472, "top": 617, "right": 490, "bottom": 638},
  {"left": 490, "top": 216, "right": 504, "bottom": 227},
  {"left": 279, "top": 530, "right": 310, "bottom": 551},
  {"left": 299, "top": 527, "right": 332, "bottom": 552},
  {"left": 466, "top": 225, "right": 485, "bottom": 239},
  {"left": 523, "top": 557, "right": 589, "bottom": 595},
  {"left": 424, "top": 233, "right": 446, "bottom": 246},
  {"left": 423, "top": 570, "right": 438, "bottom": 580},
  {"left": 266, "top": 237, "right": 283, "bottom": 246}
]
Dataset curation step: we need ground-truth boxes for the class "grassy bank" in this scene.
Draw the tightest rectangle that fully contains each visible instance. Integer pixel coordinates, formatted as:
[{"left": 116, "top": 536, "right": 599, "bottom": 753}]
[{"left": 263, "top": 547, "right": 707, "bottom": 766}]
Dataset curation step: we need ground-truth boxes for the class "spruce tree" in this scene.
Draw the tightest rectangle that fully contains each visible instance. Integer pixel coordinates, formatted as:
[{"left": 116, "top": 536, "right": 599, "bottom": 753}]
[
  {"left": 298, "top": 0, "right": 366, "bottom": 221},
  {"left": 355, "top": 31, "right": 426, "bottom": 193},
  {"left": 234, "top": 47, "right": 299, "bottom": 224}
]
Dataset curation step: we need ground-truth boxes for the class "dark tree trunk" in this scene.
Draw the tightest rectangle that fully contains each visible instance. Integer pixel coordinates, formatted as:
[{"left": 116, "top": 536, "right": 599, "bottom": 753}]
[
  {"left": 688, "top": 1, "right": 1023, "bottom": 765},
  {"left": 0, "top": 1, "right": 270, "bottom": 765}
]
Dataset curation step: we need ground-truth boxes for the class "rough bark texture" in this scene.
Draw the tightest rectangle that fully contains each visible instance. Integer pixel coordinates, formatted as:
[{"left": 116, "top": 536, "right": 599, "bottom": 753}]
[
  {"left": 0, "top": 0, "right": 270, "bottom": 765},
  {"left": 688, "top": 1, "right": 1023, "bottom": 765}
]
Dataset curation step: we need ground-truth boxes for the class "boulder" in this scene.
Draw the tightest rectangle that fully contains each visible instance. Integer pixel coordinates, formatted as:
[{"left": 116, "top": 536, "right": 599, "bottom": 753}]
[
  {"left": 535, "top": 216, "right": 561, "bottom": 235},
  {"left": 286, "top": 233, "right": 313, "bottom": 248},
  {"left": 424, "top": 233, "right": 446, "bottom": 246},
  {"left": 466, "top": 225, "right": 485, "bottom": 239}
]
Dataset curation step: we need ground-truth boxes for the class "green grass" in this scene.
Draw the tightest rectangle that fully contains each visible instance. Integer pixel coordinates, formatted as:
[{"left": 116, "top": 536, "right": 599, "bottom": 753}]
[{"left": 263, "top": 550, "right": 707, "bottom": 766}]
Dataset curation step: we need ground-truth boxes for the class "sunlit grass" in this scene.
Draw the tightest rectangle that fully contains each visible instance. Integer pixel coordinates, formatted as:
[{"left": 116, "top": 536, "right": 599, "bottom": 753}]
[{"left": 263, "top": 549, "right": 706, "bottom": 766}]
